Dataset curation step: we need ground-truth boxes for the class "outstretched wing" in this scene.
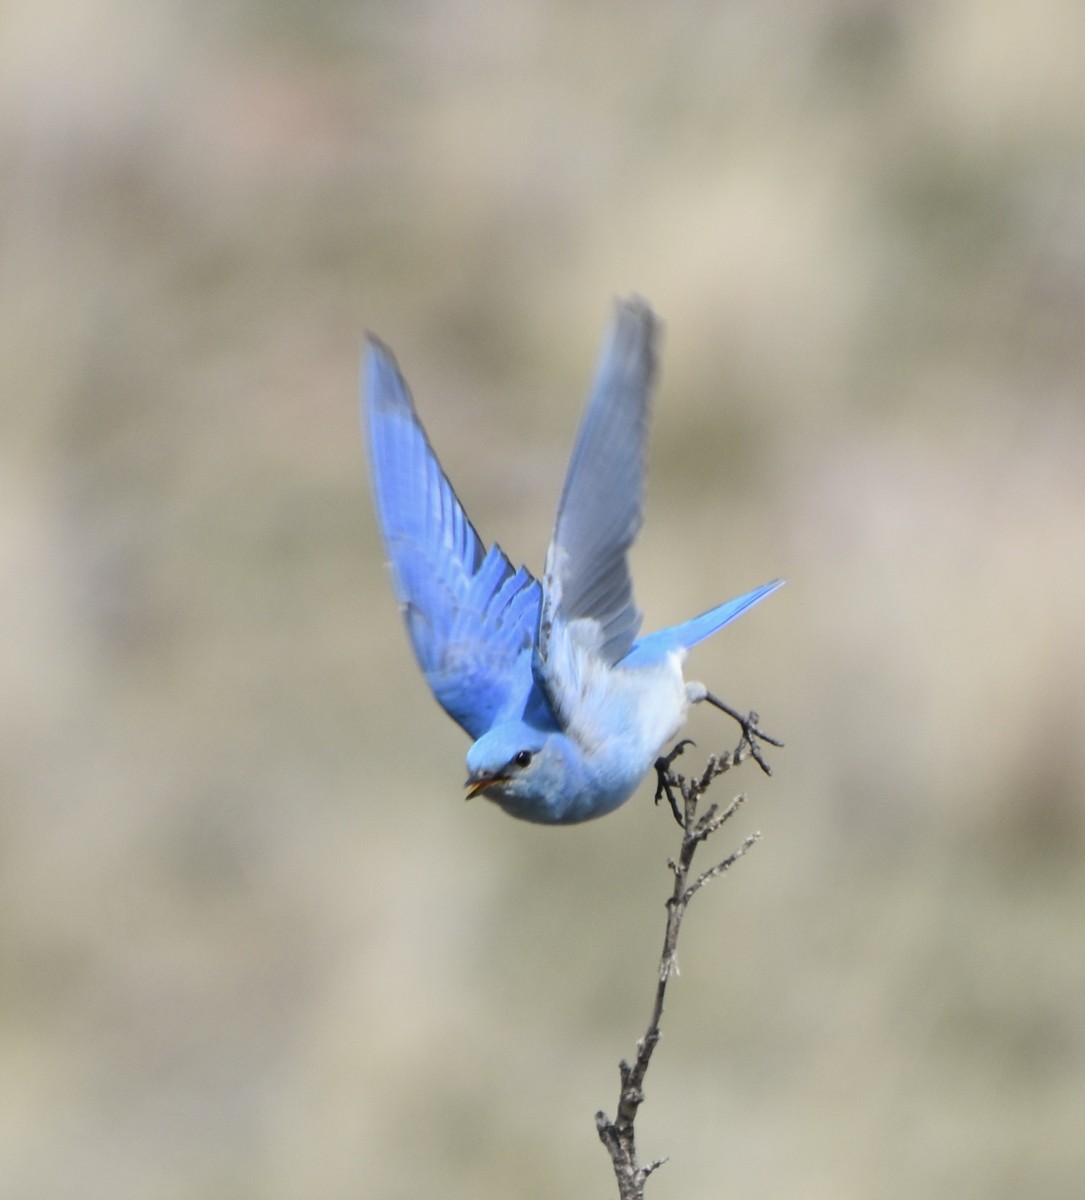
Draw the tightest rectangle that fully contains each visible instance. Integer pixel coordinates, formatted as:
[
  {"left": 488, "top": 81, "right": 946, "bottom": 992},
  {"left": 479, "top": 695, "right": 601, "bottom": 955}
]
[
  {"left": 364, "top": 338, "right": 540, "bottom": 739},
  {"left": 535, "top": 298, "right": 658, "bottom": 726}
]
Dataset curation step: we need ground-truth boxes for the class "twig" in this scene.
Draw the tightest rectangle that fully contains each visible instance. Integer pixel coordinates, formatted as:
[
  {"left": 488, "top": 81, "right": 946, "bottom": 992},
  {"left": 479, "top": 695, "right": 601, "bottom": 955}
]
[{"left": 596, "top": 741, "right": 763, "bottom": 1198}]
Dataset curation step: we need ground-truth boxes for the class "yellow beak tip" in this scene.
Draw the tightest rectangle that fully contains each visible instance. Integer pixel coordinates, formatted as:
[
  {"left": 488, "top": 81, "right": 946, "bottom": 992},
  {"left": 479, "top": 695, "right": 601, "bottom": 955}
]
[{"left": 464, "top": 776, "right": 504, "bottom": 801}]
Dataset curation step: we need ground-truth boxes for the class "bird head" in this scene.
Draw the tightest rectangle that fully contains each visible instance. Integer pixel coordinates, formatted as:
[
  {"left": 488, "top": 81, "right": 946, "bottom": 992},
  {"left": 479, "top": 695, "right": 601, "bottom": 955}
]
[{"left": 464, "top": 722, "right": 572, "bottom": 822}]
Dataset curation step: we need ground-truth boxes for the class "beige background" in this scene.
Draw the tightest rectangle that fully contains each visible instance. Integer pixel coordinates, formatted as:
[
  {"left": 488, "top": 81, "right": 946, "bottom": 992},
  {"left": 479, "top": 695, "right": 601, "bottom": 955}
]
[{"left": 3, "top": 2, "right": 1084, "bottom": 1197}]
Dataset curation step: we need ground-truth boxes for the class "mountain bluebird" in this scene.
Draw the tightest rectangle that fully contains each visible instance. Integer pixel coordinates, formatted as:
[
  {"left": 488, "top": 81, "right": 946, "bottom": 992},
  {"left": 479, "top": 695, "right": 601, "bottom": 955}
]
[{"left": 364, "top": 298, "right": 782, "bottom": 824}]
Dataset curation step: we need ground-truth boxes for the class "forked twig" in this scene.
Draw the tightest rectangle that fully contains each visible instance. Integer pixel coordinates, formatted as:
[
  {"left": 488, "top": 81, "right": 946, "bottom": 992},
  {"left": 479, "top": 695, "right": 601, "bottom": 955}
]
[{"left": 596, "top": 740, "right": 766, "bottom": 1198}]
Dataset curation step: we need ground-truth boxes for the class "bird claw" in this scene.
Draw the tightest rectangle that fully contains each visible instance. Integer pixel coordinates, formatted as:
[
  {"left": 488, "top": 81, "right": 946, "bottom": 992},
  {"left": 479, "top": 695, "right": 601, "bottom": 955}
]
[
  {"left": 654, "top": 739, "right": 695, "bottom": 826},
  {"left": 702, "top": 693, "right": 783, "bottom": 776}
]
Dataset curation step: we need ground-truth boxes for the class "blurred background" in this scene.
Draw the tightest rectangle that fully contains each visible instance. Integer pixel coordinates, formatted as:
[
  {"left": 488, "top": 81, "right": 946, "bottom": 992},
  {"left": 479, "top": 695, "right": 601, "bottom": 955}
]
[{"left": 3, "top": 1, "right": 1084, "bottom": 1197}]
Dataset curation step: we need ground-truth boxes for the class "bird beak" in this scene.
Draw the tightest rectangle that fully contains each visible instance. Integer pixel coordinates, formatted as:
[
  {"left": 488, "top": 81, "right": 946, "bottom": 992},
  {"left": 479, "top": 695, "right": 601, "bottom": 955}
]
[{"left": 464, "top": 774, "right": 504, "bottom": 800}]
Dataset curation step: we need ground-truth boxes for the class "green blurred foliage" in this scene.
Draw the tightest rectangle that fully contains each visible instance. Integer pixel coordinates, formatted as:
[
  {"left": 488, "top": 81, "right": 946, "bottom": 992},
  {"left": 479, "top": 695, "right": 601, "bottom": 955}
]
[{"left": 2, "top": 1, "right": 1084, "bottom": 1197}]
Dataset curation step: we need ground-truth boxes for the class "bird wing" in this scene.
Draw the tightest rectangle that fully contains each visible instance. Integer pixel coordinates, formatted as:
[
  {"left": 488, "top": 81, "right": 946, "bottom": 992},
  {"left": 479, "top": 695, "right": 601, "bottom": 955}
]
[
  {"left": 364, "top": 338, "right": 540, "bottom": 740},
  {"left": 535, "top": 298, "right": 658, "bottom": 727}
]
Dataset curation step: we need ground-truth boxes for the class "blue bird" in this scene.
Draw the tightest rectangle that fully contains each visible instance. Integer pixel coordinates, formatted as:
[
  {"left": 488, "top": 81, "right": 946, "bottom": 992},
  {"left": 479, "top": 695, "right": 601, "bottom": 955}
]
[{"left": 364, "top": 298, "right": 782, "bottom": 824}]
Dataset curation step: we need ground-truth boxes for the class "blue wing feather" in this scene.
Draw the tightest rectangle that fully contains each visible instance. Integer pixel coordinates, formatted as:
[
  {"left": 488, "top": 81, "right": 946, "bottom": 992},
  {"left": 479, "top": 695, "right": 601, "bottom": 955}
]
[
  {"left": 364, "top": 338, "right": 542, "bottom": 739},
  {"left": 540, "top": 298, "right": 657, "bottom": 669}
]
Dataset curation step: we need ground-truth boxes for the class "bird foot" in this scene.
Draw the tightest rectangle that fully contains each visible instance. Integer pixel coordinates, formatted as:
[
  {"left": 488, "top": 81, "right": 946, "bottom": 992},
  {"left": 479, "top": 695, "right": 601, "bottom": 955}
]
[
  {"left": 654, "top": 739, "right": 695, "bottom": 826},
  {"left": 702, "top": 692, "right": 783, "bottom": 775}
]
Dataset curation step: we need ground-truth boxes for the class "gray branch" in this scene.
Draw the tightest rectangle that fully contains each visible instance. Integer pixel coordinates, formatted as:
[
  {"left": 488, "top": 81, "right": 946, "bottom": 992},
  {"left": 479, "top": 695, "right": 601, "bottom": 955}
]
[{"left": 595, "top": 742, "right": 764, "bottom": 1199}]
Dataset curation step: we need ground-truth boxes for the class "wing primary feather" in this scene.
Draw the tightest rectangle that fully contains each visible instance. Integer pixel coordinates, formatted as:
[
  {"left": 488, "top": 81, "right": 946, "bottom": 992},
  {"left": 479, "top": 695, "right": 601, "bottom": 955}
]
[
  {"left": 540, "top": 297, "right": 658, "bottom": 671},
  {"left": 364, "top": 337, "right": 541, "bottom": 738}
]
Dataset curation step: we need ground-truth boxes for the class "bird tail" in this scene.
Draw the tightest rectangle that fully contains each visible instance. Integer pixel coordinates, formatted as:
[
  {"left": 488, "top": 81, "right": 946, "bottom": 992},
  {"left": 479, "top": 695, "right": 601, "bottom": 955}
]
[
  {"left": 626, "top": 580, "right": 784, "bottom": 664},
  {"left": 669, "top": 580, "right": 784, "bottom": 649}
]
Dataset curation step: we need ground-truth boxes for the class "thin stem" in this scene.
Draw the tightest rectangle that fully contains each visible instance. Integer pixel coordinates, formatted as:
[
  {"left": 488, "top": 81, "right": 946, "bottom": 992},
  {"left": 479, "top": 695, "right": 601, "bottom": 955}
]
[{"left": 596, "top": 744, "right": 762, "bottom": 1197}]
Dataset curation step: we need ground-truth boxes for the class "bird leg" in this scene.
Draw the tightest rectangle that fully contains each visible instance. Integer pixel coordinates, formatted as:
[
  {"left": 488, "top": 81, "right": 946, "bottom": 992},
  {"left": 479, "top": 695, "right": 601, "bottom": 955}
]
[
  {"left": 654, "top": 738, "right": 695, "bottom": 826},
  {"left": 702, "top": 692, "right": 783, "bottom": 776}
]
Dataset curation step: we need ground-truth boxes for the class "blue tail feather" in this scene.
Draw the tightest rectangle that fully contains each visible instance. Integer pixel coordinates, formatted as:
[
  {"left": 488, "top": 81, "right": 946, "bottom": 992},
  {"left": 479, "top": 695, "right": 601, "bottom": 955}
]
[{"left": 623, "top": 579, "right": 784, "bottom": 666}]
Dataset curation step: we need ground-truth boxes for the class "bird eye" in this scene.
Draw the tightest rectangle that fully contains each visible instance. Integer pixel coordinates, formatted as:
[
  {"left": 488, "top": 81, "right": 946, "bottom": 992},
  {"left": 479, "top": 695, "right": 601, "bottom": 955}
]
[{"left": 514, "top": 750, "right": 533, "bottom": 769}]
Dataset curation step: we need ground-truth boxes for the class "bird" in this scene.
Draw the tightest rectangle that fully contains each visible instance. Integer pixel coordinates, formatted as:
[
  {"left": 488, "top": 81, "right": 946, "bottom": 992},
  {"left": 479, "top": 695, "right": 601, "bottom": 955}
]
[{"left": 363, "top": 297, "right": 782, "bottom": 825}]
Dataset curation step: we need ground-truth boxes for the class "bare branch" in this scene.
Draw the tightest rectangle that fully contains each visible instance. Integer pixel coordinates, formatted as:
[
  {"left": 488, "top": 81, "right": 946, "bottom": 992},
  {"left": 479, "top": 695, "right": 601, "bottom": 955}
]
[
  {"left": 685, "top": 831, "right": 761, "bottom": 903},
  {"left": 596, "top": 738, "right": 771, "bottom": 1197}
]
